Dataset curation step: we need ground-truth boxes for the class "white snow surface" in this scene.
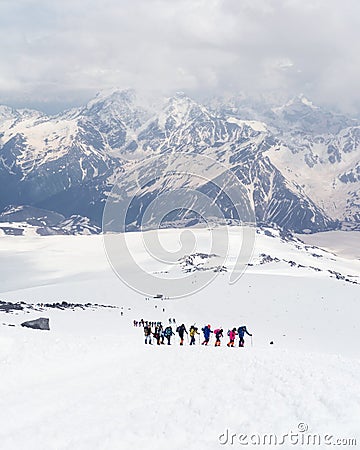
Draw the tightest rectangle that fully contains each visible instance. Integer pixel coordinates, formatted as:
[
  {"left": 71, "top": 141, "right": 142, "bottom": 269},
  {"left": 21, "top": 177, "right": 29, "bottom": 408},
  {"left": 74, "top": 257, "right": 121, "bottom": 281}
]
[
  {"left": 227, "top": 116, "right": 268, "bottom": 132},
  {"left": 0, "top": 229, "right": 359, "bottom": 449},
  {"left": 297, "top": 231, "right": 360, "bottom": 260}
]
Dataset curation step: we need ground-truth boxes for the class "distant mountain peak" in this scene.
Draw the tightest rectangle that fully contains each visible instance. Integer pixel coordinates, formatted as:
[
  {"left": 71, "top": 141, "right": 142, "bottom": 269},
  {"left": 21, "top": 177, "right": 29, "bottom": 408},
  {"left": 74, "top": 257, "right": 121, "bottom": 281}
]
[
  {"left": 161, "top": 93, "right": 210, "bottom": 125},
  {"left": 174, "top": 91, "right": 187, "bottom": 99},
  {"left": 272, "top": 94, "right": 319, "bottom": 114},
  {"left": 297, "top": 94, "right": 318, "bottom": 108},
  {"left": 86, "top": 88, "right": 137, "bottom": 110}
]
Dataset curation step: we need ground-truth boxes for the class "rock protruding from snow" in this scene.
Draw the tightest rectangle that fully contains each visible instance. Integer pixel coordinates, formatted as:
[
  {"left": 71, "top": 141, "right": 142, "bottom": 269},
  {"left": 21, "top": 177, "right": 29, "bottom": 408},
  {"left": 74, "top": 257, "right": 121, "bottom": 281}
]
[{"left": 21, "top": 317, "right": 50, "bottom": 331}]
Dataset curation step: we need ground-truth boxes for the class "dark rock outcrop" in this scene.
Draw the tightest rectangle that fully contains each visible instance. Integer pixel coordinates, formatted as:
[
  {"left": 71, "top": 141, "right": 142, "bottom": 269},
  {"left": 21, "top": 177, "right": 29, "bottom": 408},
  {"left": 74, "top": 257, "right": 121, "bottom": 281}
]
[{"left": 21, "top": 317, "right": 50, "bottom": 330}]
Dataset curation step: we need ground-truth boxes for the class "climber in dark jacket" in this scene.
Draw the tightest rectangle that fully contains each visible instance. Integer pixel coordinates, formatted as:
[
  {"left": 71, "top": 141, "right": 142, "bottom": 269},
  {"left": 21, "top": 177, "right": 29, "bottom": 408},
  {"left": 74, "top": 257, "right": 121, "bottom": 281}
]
[
  {"left": 214, "top": 328, "right": 224, "bottom": 347},
  {"left": 144, "top": 325, "right": 152, "bottom": 344},
  {"left": 176, "top": 323, "right": 188, "bottom": 345},
  {"left": 237, "top": 325, "right": 252, "bottom": 347}
]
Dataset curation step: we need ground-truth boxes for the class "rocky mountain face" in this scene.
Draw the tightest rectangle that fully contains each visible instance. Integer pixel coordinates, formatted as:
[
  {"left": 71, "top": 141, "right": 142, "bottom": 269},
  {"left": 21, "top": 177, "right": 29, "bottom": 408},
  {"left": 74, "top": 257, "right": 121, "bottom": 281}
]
[
  {"left": 0, "top": 90, "right": 358, "bottom": 234},
  {"left": 210, "top": 94, "right": 360, "bottom": 227},
  {"left": 105, "top": 93, "right": 335, "bottom": 232},
  {"left": 0, "top": 206, "right": 100, "bottom": 236}
]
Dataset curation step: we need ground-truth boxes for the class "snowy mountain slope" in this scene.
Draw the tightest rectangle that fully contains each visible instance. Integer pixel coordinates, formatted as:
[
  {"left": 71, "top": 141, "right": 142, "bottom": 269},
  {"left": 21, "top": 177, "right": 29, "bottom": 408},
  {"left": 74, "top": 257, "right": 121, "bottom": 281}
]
[
  {"left": 0, "top": 318, "right": 359, "bottom": 450},
  {"left": 0, "top": 90, "right": 148, "bottom": 176},
  {"left": 266, "top": 125, "right": 360, "bottom": 223},
  {"left": 0, "top": 230, "right": 359, "bottom": 449},
  {"left": 0, "top": 206, "right": 100, "bottom": 236},
  {"left": 298, "top": 230, "right": 360, "bottom": 259},
  {"left": 210, "top": 94, "right": 360, "bottom": 224},
  {"left": 268, "top": 94, "right": 357, "bottom": 135},
  {"left": 0, "top": 107, "right": 123, "bottom": 222},
  {"left": 106, "top": 93, "right": 335, "bottom": 232},
  {"left": 0, "top": 91, "right": 153, "bottom": 225},
  {"left": 209, "top": 93, "right": 358, "bottom": 137},
  {"left": 0, "top": 228, "right": 359, "bottom": 325},
  {"left": 0, "top": 90, "right": 357, "bottom": 231},
  {"left": 0, "top": 205, "right": 65, "bottom": 226},
  {"left": 78, "top": 89, "right": 153, "bottom": 151}
]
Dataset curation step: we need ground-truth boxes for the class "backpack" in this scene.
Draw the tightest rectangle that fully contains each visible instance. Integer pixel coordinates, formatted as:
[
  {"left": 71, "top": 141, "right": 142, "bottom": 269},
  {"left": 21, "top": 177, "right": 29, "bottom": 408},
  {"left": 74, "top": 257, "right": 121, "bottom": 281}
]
[
  {"left": 176, "top": 326, "right": 180, "bottom": 333},
  {"left": 227, "top": 330, "right": 230, "bottom": 336}
]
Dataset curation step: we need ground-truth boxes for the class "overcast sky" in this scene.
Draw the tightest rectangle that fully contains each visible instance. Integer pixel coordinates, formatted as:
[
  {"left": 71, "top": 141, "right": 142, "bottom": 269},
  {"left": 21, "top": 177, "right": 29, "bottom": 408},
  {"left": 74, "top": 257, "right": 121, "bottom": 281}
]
[{"left": 0, "top": 0, "right": 359, "bottom": 114}]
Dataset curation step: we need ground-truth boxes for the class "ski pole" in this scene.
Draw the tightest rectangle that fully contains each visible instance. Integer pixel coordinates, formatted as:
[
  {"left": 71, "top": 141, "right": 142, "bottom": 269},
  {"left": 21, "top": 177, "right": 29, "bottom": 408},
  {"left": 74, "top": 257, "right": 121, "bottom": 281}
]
[{"left": 251, "top": 336, "right": 253, "bottom": 347}]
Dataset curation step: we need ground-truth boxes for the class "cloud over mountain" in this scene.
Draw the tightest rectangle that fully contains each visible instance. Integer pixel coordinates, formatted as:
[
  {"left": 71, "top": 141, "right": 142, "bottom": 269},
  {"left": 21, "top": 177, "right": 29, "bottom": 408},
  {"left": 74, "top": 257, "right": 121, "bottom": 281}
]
[{"left": 0, "top": 0, "right": 359, "bottom": 114}]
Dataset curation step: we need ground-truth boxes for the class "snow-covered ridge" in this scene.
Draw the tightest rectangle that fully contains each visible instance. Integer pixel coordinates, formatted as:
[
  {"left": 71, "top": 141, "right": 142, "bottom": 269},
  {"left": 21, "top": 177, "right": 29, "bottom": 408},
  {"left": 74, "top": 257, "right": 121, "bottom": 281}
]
[
  {"left": 271, "top": 93, "right": 320, "bottom": 113},
  {"left": 227, "top": 116, "right": 268, "bottom": 132},
  {"left": 210, "top": 93, "right": 360, "bottom": 223},
  {"left": 0, "top": 205, "right": 100, "bottom": 236},
  {"left": 0, "top": 89, "right": 358, "bottom": 232}
]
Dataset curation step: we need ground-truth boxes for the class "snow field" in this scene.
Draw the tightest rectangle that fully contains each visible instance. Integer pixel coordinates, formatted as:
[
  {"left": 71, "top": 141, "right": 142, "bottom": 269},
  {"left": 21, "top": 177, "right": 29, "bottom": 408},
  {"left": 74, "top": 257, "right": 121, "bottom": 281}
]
[{"left": 0, "top": 229, "right": 359, "bottom": 449}]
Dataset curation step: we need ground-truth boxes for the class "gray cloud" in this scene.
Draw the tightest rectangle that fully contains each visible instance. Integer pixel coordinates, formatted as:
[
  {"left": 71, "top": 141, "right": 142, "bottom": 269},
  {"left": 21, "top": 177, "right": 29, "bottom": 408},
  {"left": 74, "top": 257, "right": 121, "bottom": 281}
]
[{"left": 0, "top": 0, "right": 359, "bottom": 114}]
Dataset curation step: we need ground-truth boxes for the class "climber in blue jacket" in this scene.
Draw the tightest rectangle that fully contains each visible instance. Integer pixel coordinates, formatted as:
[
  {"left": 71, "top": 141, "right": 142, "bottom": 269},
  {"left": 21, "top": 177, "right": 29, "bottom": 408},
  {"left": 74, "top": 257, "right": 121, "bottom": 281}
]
[
  {"left": 201, "top": 324, "right": 213, "bottom": 345},
  {"left": 237, "top": 325, "right": 252, "bottom": 347}
]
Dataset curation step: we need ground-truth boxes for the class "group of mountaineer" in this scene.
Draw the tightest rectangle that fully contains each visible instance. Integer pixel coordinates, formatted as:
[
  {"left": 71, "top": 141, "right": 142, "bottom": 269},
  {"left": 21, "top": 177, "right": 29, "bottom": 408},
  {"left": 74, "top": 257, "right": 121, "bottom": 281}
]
[{"left": 136, "top": 320, "right": 252, "bottom": 347}]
